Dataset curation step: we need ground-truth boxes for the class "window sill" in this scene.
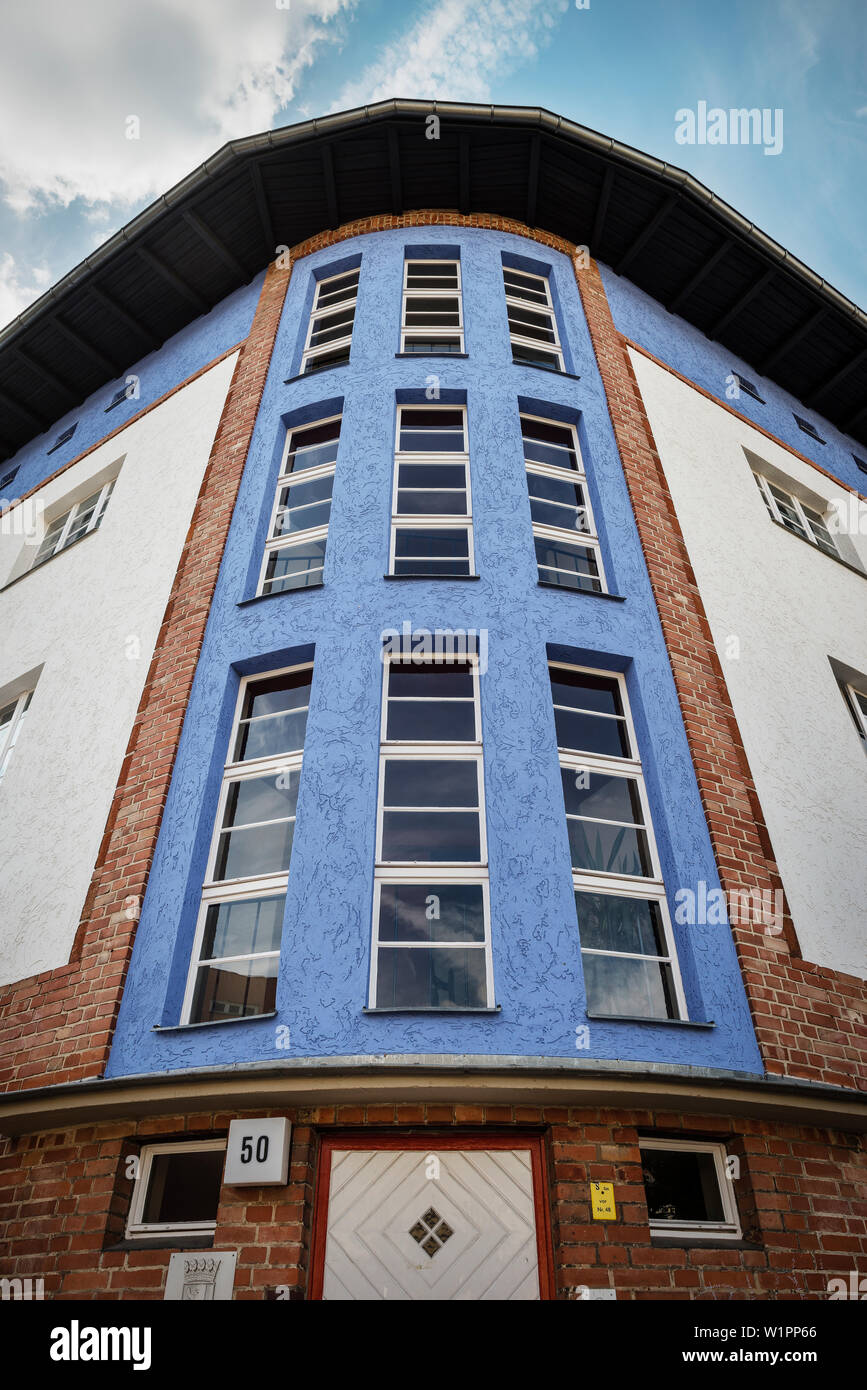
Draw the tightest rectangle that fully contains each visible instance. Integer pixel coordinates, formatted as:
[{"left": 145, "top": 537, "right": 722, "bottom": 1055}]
[
  {"left": 537, "top": 580, "right": 625, "bottom": 601},
  {"left": 585, "top": 1012, "right": 715, "bottom": 1028},
  {"left": 513, "top": 361, "right": 581, "bottom": 381},
  {"left": 767, "top": 515, "right": 866, "bottom": 580},
  {"left": 650, "top": 1235, "right": 755, "bottom": 1250},
  {"left": 238, "top": 583, "right": 323, "bottom": 607},
  {"left": 363, "top": 1005, "right": 501, "bottom": 1014},
  {"left": 394, "top": 352, "right": 469, "bottom": 359},
  {"left": 153, "top": 1011, "right": 278, "bottom": 1033},
  {"left": 384, "top": 573, "right": 480, "bottom": 581},
  {"left": 284, "top": 363, "right": 350, "bottom": 386},
  {"left": 106, "top": 1234, "right": 215, "bottom": 1253}
]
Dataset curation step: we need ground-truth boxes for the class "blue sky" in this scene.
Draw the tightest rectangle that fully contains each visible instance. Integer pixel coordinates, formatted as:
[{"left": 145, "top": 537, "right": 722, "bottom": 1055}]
[{"left": 0, "top": 0, "right": 864, "bottom": 331}]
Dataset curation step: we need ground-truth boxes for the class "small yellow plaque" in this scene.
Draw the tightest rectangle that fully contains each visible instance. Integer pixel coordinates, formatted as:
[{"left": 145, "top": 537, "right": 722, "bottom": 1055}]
[{"left": 590, "top": 1181, "right": 617, "bottom": 1220}]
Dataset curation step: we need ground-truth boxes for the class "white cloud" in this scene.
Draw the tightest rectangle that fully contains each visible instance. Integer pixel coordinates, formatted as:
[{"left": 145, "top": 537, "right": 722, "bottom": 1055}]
[
  {"left": 0, "top": 0, "right": 357, "bottom": 214},
  {"left": 0, "top": 253, "right": 53, "bottom": 325},
  {"left": 334, "top": 0, "right": 568, "bottom": 109}
]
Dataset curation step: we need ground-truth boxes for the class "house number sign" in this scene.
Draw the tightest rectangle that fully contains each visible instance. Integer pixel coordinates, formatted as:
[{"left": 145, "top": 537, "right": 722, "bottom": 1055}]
[{"left": 224, "top": 1117, "right": 292, "bottom": 1186}]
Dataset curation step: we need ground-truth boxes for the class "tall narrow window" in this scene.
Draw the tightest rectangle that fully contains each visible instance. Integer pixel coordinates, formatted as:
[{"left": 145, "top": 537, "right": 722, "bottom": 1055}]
[
  {"left": 182, "top": 664, "right": 313, "bottom": 1024},
  {"left": 259, "top": 415, "right": 340, "bottom": 595},
  {"left": 389, "top": 405, "right": 474, "bottom": 577},
  {"left": 752, "top": 471, "right": 840, "bottom": 559},
  {"left": 30, "top": 480, "right": 115, "bottom": 571},
  {"left": 522, "top": 413, "right": 606, "bottom": 593},
  {"left": 369, "top": 653, "right": 493, "bottom": 1010},
  {"left": 0, "top": 689, "right": 33, "bottom": 784},
  {"left": 300, "top": 268, "right": 359, "bottom": 374},
  {"left": 401, "top": 260, "right": 464, "bottom": 354},
  {"left": 550, "top": 663, "right": 686, "bottom": 1021},
  {"left": 841, "top": 681, "right": 867, "bottom": 748},
  {"left": 503, "top": 266, "right": 564, "bottom": 371}
]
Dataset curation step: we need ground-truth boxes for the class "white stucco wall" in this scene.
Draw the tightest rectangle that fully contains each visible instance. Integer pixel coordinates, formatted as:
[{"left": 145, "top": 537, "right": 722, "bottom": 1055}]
[
  {"left": 0, "top": 353, "right": 238, "bottom": 986},
  {"left": 629, "top": 349, "right": 867, "bottom": 980}
]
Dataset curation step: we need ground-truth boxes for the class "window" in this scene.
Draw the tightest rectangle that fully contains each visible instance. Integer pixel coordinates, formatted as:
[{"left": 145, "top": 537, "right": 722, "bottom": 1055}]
[
  {"left": 0, "top": 467, "right": 18, "bottom": 494},
  {"left": 639, "top": 1139, "right": 741, "bottom": 1241},
  {"left": 853, "top": 454, "right": 867, "bottom": 476},
  {"left": 752, "top": 471, "right": 840, "bottom": 559},
  {"left": 841, "top": 681, "right": 867, "bottom": 748},
  {"left": 503, "top": 266, "right": 564, "bottom": 371},
  {"left": 0, "top": 690, "right": 33, "bottom": 784},
  {"left": 259, "top": 415, "right": 340, "bottom": 595},
  {"left": 522, "top": 413, "right": 606, "bottom": 593},
  {"left": 388, "top": 405, "right": 474, "bottom": 577},
  {"left": 47, "top": 423, "right": 77, "bottom": 454},
  {"left": 30, "top": 480, "right": 115, "bottom": 571},
  {"left": 300, "top": 268, "right": 358, "bottom": 374},
  {"left": 733, "top": 373, "right": 764, "bottom": 403},
  {"left": 182, "top": 664, "right": 313, "bottom": 1024},
  {"left": 550, "top": 663, "right": 686, "bottom": 1021},
  {"left": 401, "top": 260, "right": 464, "bottom": 354},
  {"left": 793, "top": 413, "right": 825, "bottom": 444},
  {"left": 369, "top": 653, "right": 493, "bottom": 1010},
  {"left": 105, "top": 385, "right": 133, "bottom": 412},
  {"left": 126, "top": 1140, "right": 225, "bottom": 1240}
]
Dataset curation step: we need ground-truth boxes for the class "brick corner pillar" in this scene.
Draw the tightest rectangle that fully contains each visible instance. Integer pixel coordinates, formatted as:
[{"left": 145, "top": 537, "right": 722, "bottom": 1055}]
[
  {"left": 572, "top": 256, "right": 865, "bottom": 1091},
  {"left": 0, "top": 260, "right": 292, "bottom": 1093}
]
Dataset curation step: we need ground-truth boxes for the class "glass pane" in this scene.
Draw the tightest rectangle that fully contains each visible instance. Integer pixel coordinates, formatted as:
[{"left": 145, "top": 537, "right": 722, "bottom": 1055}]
[
  {"left": 394, "top": 528, "right": 469, "bottom": 559},
  {"left": 376, "top": 945, "right": 487, "bottom": 1008},
  {"left": 285, "top": 419, "right": 340, "bottom": 473},
  {"left": 561, "top": 769, "right": 643, "bottom": 823},
  {"left": 200, "top": 894, "right": 286, "bottom": 960},
  {"left": 309, "top": 306, "right": 355, "bottom": 348},
  {"left": 377, "top": 883, "right": 485, "bottom": 942},
  {"left": 538, "top": 563, "right": 601, "bottom": 594},
  {"left": 503, "top": 269, "right": 549, "bottom": 304},
  {"left": 393, "top": 557, "right": 472, "bottom": 576},
  {"left": 215, "top": 819, "right": 295, "bottom": 881},
  {"left": 397, "top": 463, "right": 467, "bottom": 490},
  {"left": 397, "top": 490, "right": 467, "bottom": 516},
  {"left": 553, "top": 707, "right": 630, "bottom": 757},
  {"left": 567, "top": 818, "right": 652, "bottom": 877},
  {"left": 405, "top": 296, "right": 461, "bottom": 324},
  {"left": 406, "top": 263, "right": 459, "bottom": 289},
  {"left": 263, "top": 537, "right": 326, "bottom": 592},
  {"left": 142, "top": 1149, "right": 224, "bottom": 1224},
  {"left": 528, "top": 472, "right": 585, "bottom": 507},
  {"left": 191, "top": 954, "right": 279, "bottom": 1023},
  {"left": 315, "top": 270, "right": 359, "bottom": 306},
  {"left": 387, "top": 700, "right": 475, "bottom": 742},
  {"left": 574, "top": 891, "right": 666, "bottom": 956},
  {"left": 235, "top": 673, "right": 311, "bottom": 761},
  {"left": 582, "top": 952, "right": 676, "bottom": 1019},
  {"left": 402, "top": 338, "right": 462, "bottom": 354},
  {"left": 550, "top": 669, "right": 624, "bottom": 717},
  {"left": 535, "top": 537, "right": 600, "bottom": 587},
  {"left": 302, "top": 344, "right": 350, "bottom": 373},
  {"left": 274, "top": 474, "right": 333, "bottom": 535},
  {"left": 383, "top": 759, "right": 478, "bottom": 807},
  {"left": 221, "top": 771, "right": 299, "bottom": 829},
  {"left": 508, "top": 304, "right": 557, "bottom": 343},
  {"left": 398, "top": 409, "right": 465, "bottom": 452},
  {"left": 381, "top": 811, "right": 480, "bottom": 862},
  {"left": 388, "top": 663, "right": 474, "bottom": 698},
  {"left": 521, "top": 416, "right": 577, "bottom": 467},
  {"left": 641, "top": 1148, "right": 724, "bottom": 1223},
  {"left": 512, "top": 342, "right": 562, "bottom": 370}
]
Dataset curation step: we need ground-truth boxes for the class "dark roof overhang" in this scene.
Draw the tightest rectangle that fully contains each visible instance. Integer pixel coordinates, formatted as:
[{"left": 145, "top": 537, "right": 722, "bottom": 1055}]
[{"left": 2, "top": 98, "right": 866, "bottom": 462}]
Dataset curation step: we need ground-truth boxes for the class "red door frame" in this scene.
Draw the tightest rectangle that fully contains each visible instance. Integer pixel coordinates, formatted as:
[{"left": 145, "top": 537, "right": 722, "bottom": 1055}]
[{"left": 308, "top": 1130, "right": 556, "bottom": 1300}]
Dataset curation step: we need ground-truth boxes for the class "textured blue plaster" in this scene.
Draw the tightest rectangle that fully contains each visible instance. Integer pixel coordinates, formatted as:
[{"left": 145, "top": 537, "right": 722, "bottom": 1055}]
[
  {"left": 107, "top": 226, "right": 763, "bottom": 1080},
  {"left": 2, "top": 275, "right": 263, "bottom": 500},
  {"left": 599, "top": 264, "right": 866, "bottom": 495}
]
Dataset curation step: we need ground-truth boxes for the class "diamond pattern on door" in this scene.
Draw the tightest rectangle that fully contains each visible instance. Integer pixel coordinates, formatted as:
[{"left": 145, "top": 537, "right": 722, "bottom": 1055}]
[{"left": 321, "top": 1148, "right": 541, "bottom": 1300}]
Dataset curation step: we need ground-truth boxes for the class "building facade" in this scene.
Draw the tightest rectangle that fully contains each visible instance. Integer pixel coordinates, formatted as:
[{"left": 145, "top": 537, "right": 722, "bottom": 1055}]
[{"left": 0, "top": 102, "right": 865, "bottom": 1302}]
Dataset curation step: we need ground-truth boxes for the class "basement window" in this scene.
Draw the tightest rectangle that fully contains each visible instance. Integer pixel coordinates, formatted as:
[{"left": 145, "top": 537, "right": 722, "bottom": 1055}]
[
  {"left": 126, "top": 1140, "right": 226, "bottom": 1240},
  {"left": 639, "top": 1138, "right": 741, "bottom": 1241},
  {"left": 732, "top": 373, "right": 764, "bottom": 403},
  {"left": 793, "top": 413, "right": 825, "bottom": 444},
  {"left": 47, "top": 423, "right": 78, "bottom": 455}
]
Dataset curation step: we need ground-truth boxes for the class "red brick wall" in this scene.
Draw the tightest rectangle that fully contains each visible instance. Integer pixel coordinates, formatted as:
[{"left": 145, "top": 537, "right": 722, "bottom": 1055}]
[
  {"left": 0, "top": 262, "right": 293, "bottom": 1094},
  {"left": 1, "top": 1106, "right": 864, "bottom": 1300}
]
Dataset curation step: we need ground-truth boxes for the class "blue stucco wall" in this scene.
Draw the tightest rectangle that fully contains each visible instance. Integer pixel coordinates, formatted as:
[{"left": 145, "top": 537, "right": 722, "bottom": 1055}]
[
  {"left": 1, "top": 274, "right": 263, "bottom": 499},
  {"left": 107, "top": 226, "right": 763, "bottom": 1079},
  {"left": 600, "top": 264, "right": 866, "bottom": 495}
]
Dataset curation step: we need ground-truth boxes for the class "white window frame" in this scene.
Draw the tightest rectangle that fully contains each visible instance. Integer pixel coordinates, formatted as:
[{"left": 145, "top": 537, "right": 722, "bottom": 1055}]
[
  {"left": 257, "top": 413, "right": 341, "bottom": 596},
  {"left": 503, "top": 266, "right": 564, "bottom": 372},
  {"left": 369, "top": 652, "right": 493, "bottom": 1009},
  {"left": 125, "top": 1139, "right": 226, "bottom": 1240},
  {"left": 389, "top": 404, "right": 475, "bottom": 577},
  {"left": 400, "top": 259, "right": 464, "bottom": 354},
  {"left": 300, "top": 268, "right": 359, "bottom": 375},
  {"left": 552, "top": 662, "right": 687, "bottom": 1021},
  {"left": 30, "top": 479, "right": 115, "bottom": 571},
  {"left": 521, "top": 412, "right": 607, "bottom": 593},
  {"left": 753, "top": 472, "right": 840, "bottom": 558},
  {"left": 180, "top": 662, "right": 312, "bottom": 1025},
  {"left": 0, "top": 689, "right": 33, "bottom": 784},
  {"left": 842, "top": 681, "right": 867, "bottom": 748},
  {"left": 638, "top": 1137, "right": 742, "bottom": 1241}
]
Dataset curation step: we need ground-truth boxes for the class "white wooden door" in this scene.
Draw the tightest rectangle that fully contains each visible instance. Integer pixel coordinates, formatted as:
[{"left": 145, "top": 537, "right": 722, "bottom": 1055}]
[{"left": 321, "top": 1147, "right": 541, "bottom": 1300}]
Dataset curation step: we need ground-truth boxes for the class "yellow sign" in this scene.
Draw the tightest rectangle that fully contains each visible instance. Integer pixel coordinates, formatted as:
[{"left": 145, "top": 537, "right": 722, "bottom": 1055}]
[{"left": 590, "top": 1181, "right": 617, "bottom": 1221}]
